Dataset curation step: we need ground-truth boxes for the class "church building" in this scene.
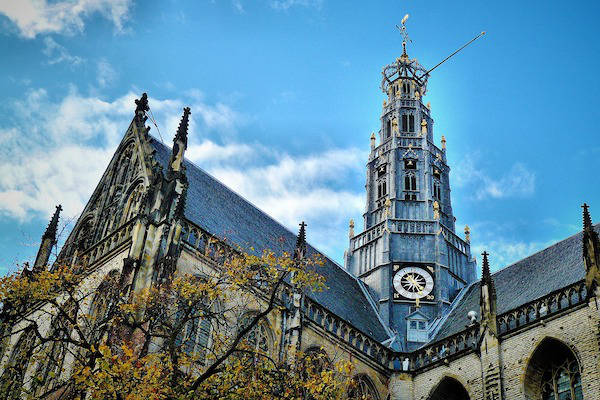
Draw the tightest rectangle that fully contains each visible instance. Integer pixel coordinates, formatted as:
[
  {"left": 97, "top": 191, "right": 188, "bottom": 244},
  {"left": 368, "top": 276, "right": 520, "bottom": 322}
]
[{"left": 1, "top": 27, "right": 600, "bottom": 400}]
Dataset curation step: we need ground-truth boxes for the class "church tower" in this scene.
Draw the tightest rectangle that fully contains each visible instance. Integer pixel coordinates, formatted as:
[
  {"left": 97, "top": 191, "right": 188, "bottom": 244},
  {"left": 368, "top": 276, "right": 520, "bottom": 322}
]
[{"left": 344, "top": 21, "right": 477, "bottom": 350}]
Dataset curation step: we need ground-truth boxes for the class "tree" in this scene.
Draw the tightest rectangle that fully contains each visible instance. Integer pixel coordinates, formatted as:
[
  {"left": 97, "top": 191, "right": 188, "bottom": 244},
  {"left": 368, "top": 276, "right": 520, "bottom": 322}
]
[{"left": 0, "top": 247, "right": 357, "bottom": 400}]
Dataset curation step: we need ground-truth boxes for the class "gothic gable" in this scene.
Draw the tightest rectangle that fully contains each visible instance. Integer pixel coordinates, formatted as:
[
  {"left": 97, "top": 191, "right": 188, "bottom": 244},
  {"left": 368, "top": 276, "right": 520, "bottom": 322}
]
[{"left": 58, "top": 118, "right": 159, "bottom": 263}]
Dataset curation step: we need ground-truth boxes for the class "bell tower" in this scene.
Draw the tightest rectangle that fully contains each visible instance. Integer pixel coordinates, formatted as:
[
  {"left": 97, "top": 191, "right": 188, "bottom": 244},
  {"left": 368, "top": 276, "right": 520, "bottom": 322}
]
[{"left": 344, "top": 17, "right": 477, "bottom": 350}]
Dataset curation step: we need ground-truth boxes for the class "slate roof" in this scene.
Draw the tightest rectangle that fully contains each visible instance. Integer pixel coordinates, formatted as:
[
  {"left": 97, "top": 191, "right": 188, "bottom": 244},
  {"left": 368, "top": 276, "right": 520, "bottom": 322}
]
[
  {"left": 433, "top": 226, "right": 596, "bottom": 341},
  {"left": 149, "top": 137, "right": 390, "bottom": 343}
]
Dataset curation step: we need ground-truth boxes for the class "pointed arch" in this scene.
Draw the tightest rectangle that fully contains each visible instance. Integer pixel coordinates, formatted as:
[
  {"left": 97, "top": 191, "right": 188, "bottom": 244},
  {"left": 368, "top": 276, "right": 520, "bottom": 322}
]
[
  {"left": 524, "top": 337, "right": 584, "bottom": 400},
  {"left": 427, "top": 376, "right": 470, "bottom": 400},
  {"left": 348, "top": 374, "right": 380, "bottom": 400}
]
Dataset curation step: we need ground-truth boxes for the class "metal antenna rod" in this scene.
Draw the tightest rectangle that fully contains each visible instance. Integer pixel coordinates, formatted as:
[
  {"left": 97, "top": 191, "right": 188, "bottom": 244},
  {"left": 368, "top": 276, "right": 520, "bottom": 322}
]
[{"left": 420, "top": 31, "right": 486, "bottom": 78}]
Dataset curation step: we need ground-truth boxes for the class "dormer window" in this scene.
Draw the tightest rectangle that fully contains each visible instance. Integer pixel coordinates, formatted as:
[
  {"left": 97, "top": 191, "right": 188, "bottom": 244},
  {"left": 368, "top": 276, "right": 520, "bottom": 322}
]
[{"left": 406, "top": 311, "right": 429, "bottom": 343}]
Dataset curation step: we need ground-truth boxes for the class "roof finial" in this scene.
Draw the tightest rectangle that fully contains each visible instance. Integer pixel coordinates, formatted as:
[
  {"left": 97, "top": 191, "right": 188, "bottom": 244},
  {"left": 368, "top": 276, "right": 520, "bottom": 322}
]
[
  {"left": 44, "top": 205, "right": 62, "bottom": 240},
  {"left": 175, "top": 107, "right": 191, "bottom": 148},
  {"left": 583, "top": 203, "right": 593, "bottom": 231},
  {"left": 33, "top": 205, "right": 62, "bottom": 274},
  {"left": 481, "top": 251, "right": 491, "bottom": 283},
  {"left": 135, "top": 93, "right": 149, "bottom": 116},
  {"left": 348, "top": 219, "right": 355, "bottom": 238},
  {"left": 169, "top": 107, "right": 191, "bottom": 174},
  {"left": 294, "top": 221, "right": 307, "bottom": 260}
]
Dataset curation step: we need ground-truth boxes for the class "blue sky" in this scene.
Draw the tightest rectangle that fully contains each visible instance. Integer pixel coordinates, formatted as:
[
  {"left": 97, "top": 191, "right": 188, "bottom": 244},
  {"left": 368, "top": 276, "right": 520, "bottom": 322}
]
[{"left": 1, "top": 0, "right": 599, "bottom": 276}]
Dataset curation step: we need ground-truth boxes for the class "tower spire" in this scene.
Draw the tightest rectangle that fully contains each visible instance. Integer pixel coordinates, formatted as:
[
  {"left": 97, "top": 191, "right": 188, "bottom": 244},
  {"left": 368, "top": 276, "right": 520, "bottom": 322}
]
[
  {"left": 33, "top": 205, "right": 62, "bottom": 273},
  {"left": 294, "top": 221, "right": 307, "bottom": 260}
]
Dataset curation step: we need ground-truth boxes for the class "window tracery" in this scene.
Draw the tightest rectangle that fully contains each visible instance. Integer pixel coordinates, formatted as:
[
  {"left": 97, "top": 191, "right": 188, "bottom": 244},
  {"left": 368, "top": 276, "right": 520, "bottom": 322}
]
[{"left": 348, "top": 374, "right": 380, "bottom": 400}]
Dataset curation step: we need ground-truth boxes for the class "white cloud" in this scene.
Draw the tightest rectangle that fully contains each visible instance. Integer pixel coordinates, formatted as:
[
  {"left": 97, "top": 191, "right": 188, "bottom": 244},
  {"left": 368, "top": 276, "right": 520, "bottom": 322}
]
[
  {"left": 471, "top": 238, "right": 555, "bottom": 273},
  {"left": 97, "top": 59, "right": 117, "bottom": 87},
  {"left": 454, "top": 155, "right": 535, "bottom": 200},
  {"left": 0, "top": 86, "right": 364, "bottom": 262},
  {"left": 208, "top": 148, "right": 365, "bottom": 256},
  {"left": 0, "top": 0, "right": 133, "bottom": 38},
  {"left": 232, "top": 0, "right": 244, "bottom": 13},
  {"left": 269, "top": 0, "right": 323, "bottom": 11},
  {"left": 42, "top": 37, "right": 84, "bottom": 65}
]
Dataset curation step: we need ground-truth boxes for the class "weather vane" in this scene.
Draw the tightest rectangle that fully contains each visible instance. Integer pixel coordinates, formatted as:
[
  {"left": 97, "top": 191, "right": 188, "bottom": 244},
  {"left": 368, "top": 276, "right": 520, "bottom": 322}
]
[{"left": 396, "top": 14, "right": 411, "bottom": 54}]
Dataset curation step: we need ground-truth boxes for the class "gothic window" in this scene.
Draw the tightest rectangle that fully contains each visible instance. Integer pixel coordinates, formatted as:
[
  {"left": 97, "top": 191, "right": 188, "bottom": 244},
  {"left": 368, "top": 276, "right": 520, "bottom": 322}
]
[
  {"left": 348, "top": 374, "right": 380, "bottom": 400},
  {"left": 402, "top": 114, "right": 408, "bottom": 132},
  {"left": 87, "top": 270, "right": 120, "bottom": 343},
  {"left": 122, "top": 183, "right": 144, "bottom": 223},
  {"left": 174, "top": 298, "right": 214, "bottom": 365},
  {"left": 32, "top": 306, "right": 75, "bottom": 397},
  {"left": 433, "top": 182, "right": 441, "bottom": 200},
  {"left": 377, "top": 164, "right": 386, "bottom": 178},
  {"left": 409, "top": 114, "right": 415, "bottom": 133},
  {"left": 0, "top": 327, "right": 37, "bottom": 400},
  {"left": 524, "top": 338, "right": 584, "bottom": 400},
  {"left": 386, "top": 120, "right": 391, "bottom": 138},
  {"left": 405, "top": 173, "right": 417, "bottom": 191},
  {"left": 240, "top": 315, "right": 273, "bottom": 357},
  {"left": 377, "top": 180, "right": 387, "bottom": 198},
  {"left": 404, "top": 159, "right": 416, "bottom": 169},
  {"left": 75, "top": 218, "right": 94, "bottom": 251},
  {"left": 433, "top": 167, "right": 441, "bottom": 179},
  {"left": 402, "top": 81, "right": 410, "bottom": 95}
]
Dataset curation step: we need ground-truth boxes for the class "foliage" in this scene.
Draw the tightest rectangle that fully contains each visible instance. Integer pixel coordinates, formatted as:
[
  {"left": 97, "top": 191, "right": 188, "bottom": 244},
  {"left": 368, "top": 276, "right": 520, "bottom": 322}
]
[{"left": 0, "top": 248, "right": 357, "bottom": 400}]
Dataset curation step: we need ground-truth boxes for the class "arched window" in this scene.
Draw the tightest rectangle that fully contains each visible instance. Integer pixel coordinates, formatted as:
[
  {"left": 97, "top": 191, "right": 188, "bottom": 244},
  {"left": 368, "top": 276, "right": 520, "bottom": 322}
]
[
  {"left": 348, "top": 374, "right": 380, "bottom": 400},
  {"left": 0, "top": 327, "right": 37, "bottom": 400},
  {"left": 405, "top": 173, "right": 417, "bottom": 191},
  {"left": 402, "top": 114, "right": 408, "bottom": 132},
  {"left": 377, "top": 180, "right": 387, "bottom": 198},
  {"left": 409, "top": 114, "right": 415, "bottom": 133},
  {"left": 433, "top": 181, "right": 441, "bottom": 200},
  {"left": 87, "top": 270, "right": 121, "bottom": 343},
  {"left": 525, "top": 338, "right": 584, "bottom": 400},
  {"left": 31, "top": 306, "right": 75, "bottom": 397},
  {"left": 240, "top": 315, "right": 273, "bottom": 356},
  {"left": 427, "top": 376, "right": 470, "bottom": 400},
  {"left": 174, "top": 280, "right": 216, "bottom": 366},
  {"left": 121, "top": 183, "right": 144, "bottom": 224}
]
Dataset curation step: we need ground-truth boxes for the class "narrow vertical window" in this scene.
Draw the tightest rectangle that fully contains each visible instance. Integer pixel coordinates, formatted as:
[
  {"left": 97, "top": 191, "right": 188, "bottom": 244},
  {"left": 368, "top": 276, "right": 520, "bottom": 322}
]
[
  {"left": 402, "top": 115, "right": 408, "bottom": 132},
  {"left": 409, "top": 115, "right": 415, "bottom": 133}
]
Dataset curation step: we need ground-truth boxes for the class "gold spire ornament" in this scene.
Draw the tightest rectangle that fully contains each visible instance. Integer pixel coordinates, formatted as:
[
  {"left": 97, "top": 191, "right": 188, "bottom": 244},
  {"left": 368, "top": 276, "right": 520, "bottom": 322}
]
[
  {"left": 349, "top": 219, "right": 355, "bottom": 238},
  {"left": 441, "top": 135, "right": 446, "bottom": 150},
  {"left": 464, "top": 225, "right": 471, "bottom": 243},
  {"left": 426, "top": 102, "right": 431, "bottom": 109},
  {"left": 384, "top": 198, "right": 392, "bottom": 218},
  {"left": 433, "top": 201, "right": 440, "bottom": 220},
  {"left": 370, "top": 132, "right": 376, "bottom": 149},
  {"left": 421, "top": 118, "right": 427, "bottom": 136}
]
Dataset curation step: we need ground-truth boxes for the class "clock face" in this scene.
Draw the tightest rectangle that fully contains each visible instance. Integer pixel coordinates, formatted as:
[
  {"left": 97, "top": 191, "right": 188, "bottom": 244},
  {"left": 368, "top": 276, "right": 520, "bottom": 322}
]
[{"left": 393, "top": 266, "right": 434, "bottom": 300}]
